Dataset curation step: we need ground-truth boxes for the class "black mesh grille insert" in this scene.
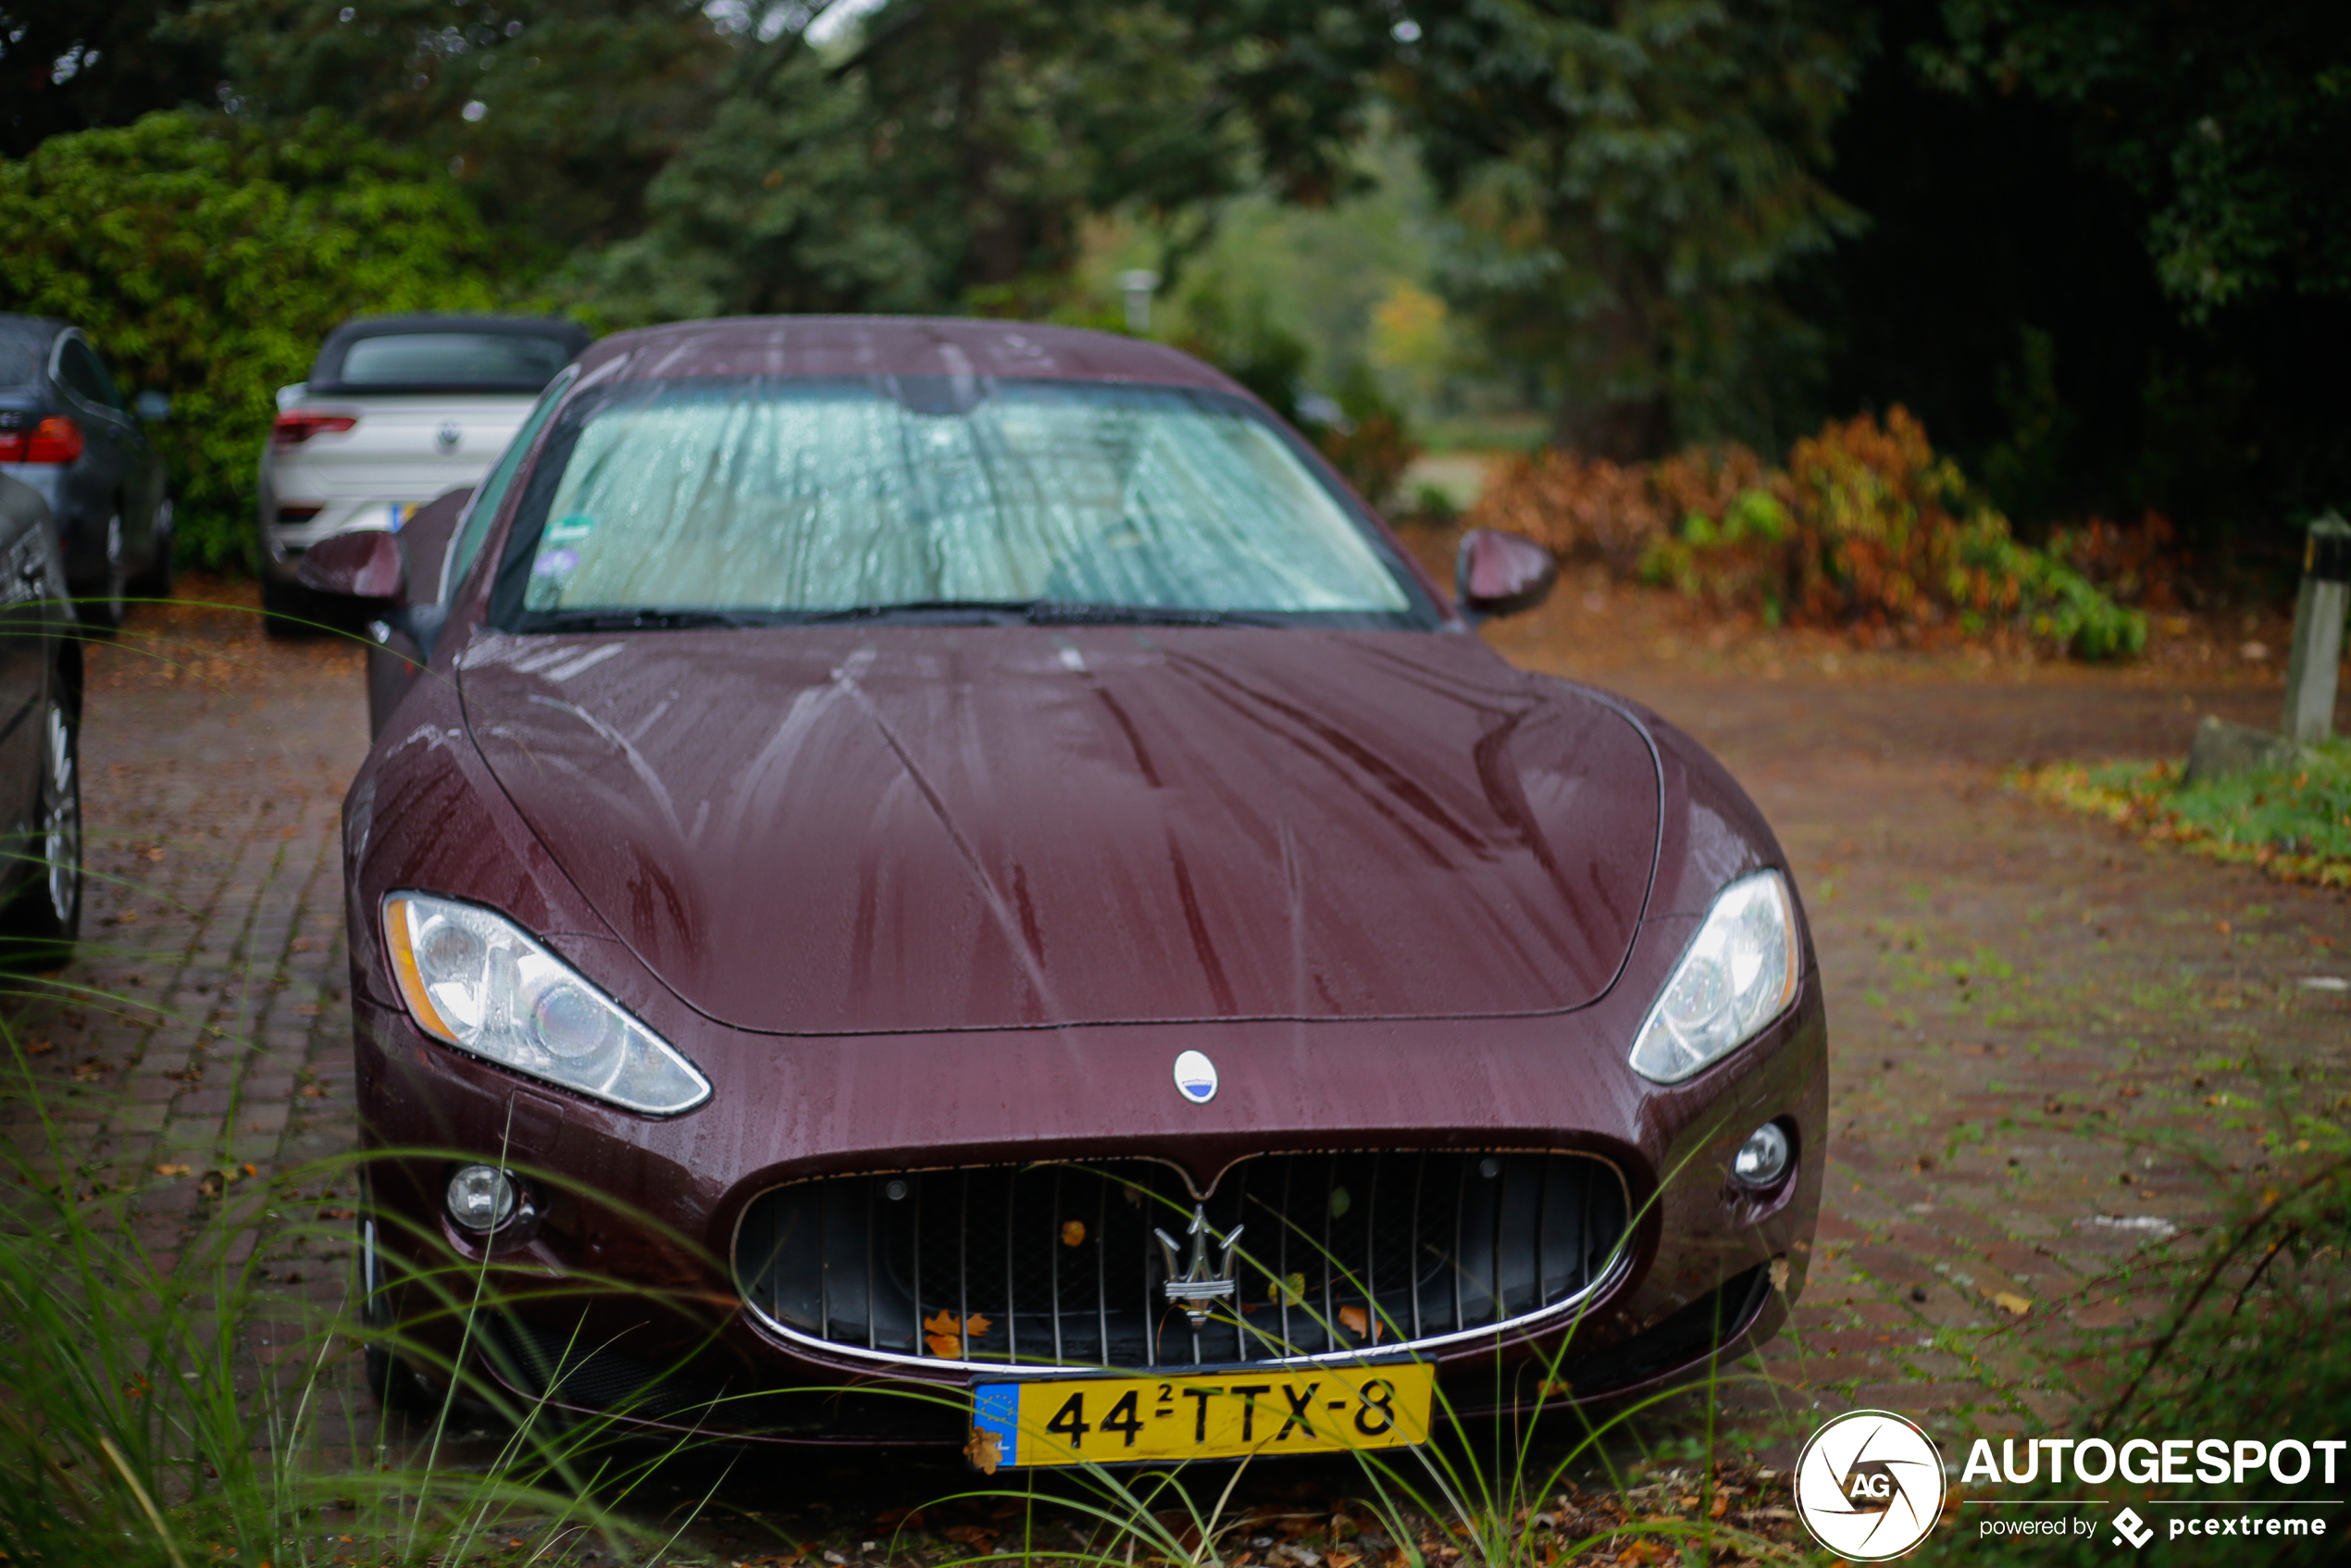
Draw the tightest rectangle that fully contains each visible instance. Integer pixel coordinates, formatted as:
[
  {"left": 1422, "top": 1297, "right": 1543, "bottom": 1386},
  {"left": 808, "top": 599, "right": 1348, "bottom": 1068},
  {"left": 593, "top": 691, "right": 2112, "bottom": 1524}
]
[{"left": 734, "top": 1151, "right": 1627, "bottom": 1370}]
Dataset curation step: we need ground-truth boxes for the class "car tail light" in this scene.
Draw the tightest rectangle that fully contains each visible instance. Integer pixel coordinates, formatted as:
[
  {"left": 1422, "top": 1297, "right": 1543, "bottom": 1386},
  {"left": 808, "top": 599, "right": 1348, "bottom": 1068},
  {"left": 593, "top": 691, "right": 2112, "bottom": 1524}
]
[
  {"left": 0, "top": 417, "right": 85, "bottom": 464},
  {"left": 271, "top": 410, "right": 359, "bottom": 447}
]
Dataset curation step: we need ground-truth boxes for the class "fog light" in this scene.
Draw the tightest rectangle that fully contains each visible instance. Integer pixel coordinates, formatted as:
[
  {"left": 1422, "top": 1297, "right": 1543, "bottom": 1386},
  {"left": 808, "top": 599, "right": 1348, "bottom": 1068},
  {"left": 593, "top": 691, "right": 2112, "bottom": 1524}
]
[
  {"left": 445, "top": 1164, "right": 517, "bottom": 1232},
  {"left": 1732, "top": 1122, "right": 1792, "bottom": 1189}
]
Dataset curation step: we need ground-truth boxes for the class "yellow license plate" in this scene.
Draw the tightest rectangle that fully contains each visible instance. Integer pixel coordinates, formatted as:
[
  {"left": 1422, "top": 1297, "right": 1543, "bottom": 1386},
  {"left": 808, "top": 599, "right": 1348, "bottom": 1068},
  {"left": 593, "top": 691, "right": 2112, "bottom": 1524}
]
[{"left": 970, "top": 1363, "right": 1434, "bottom": 1469}]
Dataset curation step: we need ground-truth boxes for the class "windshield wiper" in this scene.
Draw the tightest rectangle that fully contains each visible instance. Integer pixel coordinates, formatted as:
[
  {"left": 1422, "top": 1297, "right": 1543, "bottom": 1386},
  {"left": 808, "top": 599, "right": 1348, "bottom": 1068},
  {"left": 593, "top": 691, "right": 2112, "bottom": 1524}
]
[
  {"left": 1023, "top": 602, "right": 1282, "bottom": 628},
  {"left": 799, "top": 599, "right": 1042, "bottom": 624},
  {"left": 525, "top": 608, "right": 765, "bottom": 633}
]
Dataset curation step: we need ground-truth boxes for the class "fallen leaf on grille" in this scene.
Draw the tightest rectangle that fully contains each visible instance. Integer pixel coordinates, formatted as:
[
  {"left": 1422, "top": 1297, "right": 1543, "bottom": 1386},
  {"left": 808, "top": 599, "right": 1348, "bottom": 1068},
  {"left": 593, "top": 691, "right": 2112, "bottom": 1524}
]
[
  {"left": 1990, "top": 1290, "right": 2032, "bottom": 1317},
  {"left": 1337, "top": 1304, "right": 1370, "bottom": 1338},
  {"left": 1061, "top": 1219, "right": 1086, "bottom": 1247},
  {"left": 1268, "top": 1271, "right": 1306, "bottom": 1306},
  {"left": 155, "top": 1164, "right": 191, "bottom": 1177},
  {"left": 963, "top": 1312, "right": 993, "bottom": 1337},
  {"left": 954, "top": 1429, "right": 1001, "bottom": 1478}
]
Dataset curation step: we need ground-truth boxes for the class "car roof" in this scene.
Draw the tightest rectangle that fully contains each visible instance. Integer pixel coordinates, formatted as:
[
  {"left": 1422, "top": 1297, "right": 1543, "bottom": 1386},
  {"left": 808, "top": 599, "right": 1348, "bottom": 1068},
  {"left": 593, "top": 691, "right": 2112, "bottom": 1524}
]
[
  {"left": 308, "top": 313, "right": 593, "bottom": 390},
  {"left": 578, "top": 316, "right": 1246, "bottom": 396}
]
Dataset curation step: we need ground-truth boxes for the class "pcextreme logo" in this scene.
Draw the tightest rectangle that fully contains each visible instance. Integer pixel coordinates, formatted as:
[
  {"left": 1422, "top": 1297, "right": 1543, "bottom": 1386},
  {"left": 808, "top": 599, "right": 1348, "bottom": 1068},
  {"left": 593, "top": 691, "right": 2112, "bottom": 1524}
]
[{"left": 1796, "top": 1409, "right": 1947, "bottom": 1560}]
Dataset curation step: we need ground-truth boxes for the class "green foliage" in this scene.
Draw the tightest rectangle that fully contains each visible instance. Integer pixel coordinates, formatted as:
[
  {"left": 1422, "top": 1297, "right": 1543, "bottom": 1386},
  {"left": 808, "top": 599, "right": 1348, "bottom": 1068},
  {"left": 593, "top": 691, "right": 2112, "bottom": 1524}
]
[
  {"left": 574, "top": 0, "right": 1388, "bottom": 328},
  {"left": 1400, "top": 0, "right": 1867, "bottom": 456},
  {"left": 166, "top": 0, "right": 729, "bottom": 257},
  {"left": 0, "top": 110, "right": 508, "bottom": 570},
  {"left": 1924, "top": 1, "right": 2351, "bottom": 325},
  {"left": 1469, "top": 406, "right": 2142, "bottom": 656},
  {"left": 2026, "top": 742, "right": 2351, "bottom": 890}
]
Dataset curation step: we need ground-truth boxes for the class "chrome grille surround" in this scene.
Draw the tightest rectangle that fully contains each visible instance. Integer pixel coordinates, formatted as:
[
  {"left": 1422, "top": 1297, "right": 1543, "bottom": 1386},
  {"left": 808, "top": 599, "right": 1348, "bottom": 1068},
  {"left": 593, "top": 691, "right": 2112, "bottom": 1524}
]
[{"left": 731, "top": 1150, "right": 1633, "bottom": 1375}]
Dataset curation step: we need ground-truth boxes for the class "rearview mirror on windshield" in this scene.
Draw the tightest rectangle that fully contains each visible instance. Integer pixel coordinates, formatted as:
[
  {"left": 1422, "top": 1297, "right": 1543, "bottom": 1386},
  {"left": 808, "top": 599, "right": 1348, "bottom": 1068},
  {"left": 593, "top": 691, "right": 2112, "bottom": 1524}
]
[
  {"left": 297, "top": 529, "right": 405, "bottom": 601},
  {"left": 1455, "top": 529, "right": 1557, "bottom": 621}
]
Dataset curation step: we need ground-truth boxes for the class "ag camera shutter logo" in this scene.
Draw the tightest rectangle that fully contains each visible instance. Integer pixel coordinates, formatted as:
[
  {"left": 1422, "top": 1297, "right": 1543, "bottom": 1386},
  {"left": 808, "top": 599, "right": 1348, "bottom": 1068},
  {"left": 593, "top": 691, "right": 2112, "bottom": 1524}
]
[{"left": 1796, "top": 1410, "right": 1947, "bottom": 1559}]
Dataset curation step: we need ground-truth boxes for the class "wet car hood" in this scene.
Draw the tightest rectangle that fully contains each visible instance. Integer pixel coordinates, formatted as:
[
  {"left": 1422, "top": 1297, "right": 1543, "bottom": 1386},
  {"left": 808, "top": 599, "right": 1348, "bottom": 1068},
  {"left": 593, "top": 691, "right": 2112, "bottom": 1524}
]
[{"left": 457, "top": 626, "right": 1660, "bottom": 1035}]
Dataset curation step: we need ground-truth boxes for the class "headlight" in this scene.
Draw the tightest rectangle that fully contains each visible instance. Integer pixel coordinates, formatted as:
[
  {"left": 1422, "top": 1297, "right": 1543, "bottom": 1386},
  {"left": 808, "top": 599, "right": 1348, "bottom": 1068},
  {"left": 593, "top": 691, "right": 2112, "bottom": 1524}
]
[
  {"left": 1628, "top": 871, "right": 1799, "bottom": 1084},
  {"left": 382, "top": 891, "right": 712, "bottom": 1115}
]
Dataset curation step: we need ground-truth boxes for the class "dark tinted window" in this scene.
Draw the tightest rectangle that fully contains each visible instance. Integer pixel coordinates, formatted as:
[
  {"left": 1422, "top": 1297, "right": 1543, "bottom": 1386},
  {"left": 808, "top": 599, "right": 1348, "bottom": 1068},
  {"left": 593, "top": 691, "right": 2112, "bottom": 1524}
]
[
  {"left": 58, "top": 339, "right": 121, "bottom": 409},
  {"left": 0, "top": 330, "right": 44, "bottom": 390},
  {"left": 339, "top": 332, "right": 572, "bottom": 391}
]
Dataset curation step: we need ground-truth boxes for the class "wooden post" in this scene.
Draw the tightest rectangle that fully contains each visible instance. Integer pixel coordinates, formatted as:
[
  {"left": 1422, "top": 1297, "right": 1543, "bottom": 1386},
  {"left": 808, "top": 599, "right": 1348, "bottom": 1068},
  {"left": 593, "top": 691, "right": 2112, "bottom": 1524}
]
[{"left": 2281, "top": 513, "right": 2350, "bottom": 744}]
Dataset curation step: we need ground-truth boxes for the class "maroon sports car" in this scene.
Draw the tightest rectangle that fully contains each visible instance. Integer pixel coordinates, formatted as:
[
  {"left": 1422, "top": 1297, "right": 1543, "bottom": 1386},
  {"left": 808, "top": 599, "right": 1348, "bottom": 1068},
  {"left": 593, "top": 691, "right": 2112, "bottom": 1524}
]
[{"left": 309, "top": 316, "right": 1824, "bottom": 1463}]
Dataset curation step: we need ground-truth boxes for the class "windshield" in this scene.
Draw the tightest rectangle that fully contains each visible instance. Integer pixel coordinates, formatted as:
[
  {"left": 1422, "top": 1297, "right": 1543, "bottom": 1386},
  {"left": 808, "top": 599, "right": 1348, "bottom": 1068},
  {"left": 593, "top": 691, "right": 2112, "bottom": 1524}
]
[
  {"left": 495, "top": 377, "right": 1425, "bottom": 628},
  {"left": 339, "top": 331, "right": 573, "bottom": 392}
]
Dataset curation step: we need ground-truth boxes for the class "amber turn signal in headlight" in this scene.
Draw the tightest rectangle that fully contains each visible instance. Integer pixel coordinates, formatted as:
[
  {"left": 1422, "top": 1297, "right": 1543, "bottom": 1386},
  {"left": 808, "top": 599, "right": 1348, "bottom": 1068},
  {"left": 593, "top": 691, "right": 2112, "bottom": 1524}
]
[{"left": 383, "top": 890, "right": 711, "bottom": 1115}]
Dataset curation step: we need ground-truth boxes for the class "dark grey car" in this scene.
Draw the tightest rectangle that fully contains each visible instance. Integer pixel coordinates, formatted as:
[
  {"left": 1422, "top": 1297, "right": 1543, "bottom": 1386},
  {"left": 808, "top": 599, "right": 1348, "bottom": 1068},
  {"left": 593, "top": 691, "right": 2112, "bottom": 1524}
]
[
  {"left": 0, "top": 473, "right": 83, "bottom": 962},
  {"left": 0, "top": 317, "right": 172, "bottom": 632}
]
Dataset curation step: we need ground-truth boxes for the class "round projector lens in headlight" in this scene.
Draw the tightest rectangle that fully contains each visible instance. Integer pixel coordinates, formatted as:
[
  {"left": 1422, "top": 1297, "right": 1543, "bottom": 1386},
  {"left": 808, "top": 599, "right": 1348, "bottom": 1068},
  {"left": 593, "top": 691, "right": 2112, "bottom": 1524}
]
[
  {"left": 1732, "top": 1122, "right": 1792, "bottom": 1189},
  {"left": 445, "top": 1164, "right": 518, "bottom": 1232}
]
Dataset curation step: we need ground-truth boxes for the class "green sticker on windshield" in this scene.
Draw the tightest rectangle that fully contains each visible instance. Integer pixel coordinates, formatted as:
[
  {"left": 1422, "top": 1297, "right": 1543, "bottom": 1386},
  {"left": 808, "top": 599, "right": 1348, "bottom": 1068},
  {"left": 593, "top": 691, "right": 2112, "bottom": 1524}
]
[{"left": 546, "top": 514, "right": 597, "bottom": 543}]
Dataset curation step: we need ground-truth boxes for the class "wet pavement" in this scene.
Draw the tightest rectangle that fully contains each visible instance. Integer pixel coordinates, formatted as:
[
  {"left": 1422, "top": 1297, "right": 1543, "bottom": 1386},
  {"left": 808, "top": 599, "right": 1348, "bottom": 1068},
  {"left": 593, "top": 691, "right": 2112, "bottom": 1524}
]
[{"left": 4, "top": 574, "right": 2345, "bottom": 1504}]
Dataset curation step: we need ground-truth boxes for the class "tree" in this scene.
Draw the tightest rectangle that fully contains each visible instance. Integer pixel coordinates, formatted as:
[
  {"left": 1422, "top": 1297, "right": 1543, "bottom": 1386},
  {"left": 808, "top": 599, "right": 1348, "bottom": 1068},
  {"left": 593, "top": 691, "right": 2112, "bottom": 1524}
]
[
  {"left": 0, "top": 110, "right": 506, "bottom": 567},
  {"left": 1395, "top": 0, "right": 1867, "bottom": 458},
  {"left": 0, "top": 0, "right": 224, "bottom": 157},
  {"left": 576, "top": 0, "right": 1394, "bottom": 324},
  {"left": 165, "top": 0, "right": 729, "bottom": 255},
  {"left": 1924, "top": 0, "right": 2351, "bottom": 325}
]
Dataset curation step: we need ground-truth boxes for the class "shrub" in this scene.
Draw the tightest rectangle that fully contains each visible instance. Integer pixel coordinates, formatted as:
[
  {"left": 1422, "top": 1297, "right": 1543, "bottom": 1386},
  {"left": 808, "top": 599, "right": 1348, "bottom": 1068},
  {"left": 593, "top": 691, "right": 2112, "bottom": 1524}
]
[
  {"left": 1469, "top": 407, "right": 2147, "bottom": 658},
  {"left": 1464, "top": 449, "right": 1666, "bottom": 574},
  {"left": 0, "top": 111, "right": 513, "bottom": 571}
]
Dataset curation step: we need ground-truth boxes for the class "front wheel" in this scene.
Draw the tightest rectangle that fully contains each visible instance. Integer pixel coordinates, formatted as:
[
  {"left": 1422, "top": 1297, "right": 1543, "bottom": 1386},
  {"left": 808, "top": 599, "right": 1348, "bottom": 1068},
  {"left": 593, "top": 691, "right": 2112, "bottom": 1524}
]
[
  {"left": 74, "top": 512, "right": 127, "bottom": 635},
  {"left": 261, "top": 575, "right": 315, "bottom": 638},
  {"left": 129, "top": 497, "right": 175, "bottom": 600},
  {"left": 0, "top": 696, "right": 81, "bottom": 969}
]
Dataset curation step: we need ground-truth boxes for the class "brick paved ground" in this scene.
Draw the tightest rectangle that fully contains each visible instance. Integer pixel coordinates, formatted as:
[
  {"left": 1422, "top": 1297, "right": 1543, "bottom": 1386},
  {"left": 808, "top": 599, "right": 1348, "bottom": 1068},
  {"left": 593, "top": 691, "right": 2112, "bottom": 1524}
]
[
  {"left": 3, "top": 576, "right": 2344, "bottom": 1537},
  {"left": 1488, "top": 590, "right": 2350, "bottom": 1462}
]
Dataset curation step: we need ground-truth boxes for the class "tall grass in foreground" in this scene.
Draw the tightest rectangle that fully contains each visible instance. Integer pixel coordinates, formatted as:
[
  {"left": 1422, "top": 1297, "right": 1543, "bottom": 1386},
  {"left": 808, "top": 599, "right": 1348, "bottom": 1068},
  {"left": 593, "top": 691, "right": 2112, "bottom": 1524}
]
[
  {"left": 2, "top": 1021, "right": 1811, "bottom": 1568},
  {"left": 1959, "top": 1065, "right": 2351, "bottom": 1567}
]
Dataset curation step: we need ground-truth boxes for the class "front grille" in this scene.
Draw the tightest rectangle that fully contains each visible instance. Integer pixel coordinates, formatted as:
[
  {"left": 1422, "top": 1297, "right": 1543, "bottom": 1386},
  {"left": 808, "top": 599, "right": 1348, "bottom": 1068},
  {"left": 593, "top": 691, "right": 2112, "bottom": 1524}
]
[{"left": 734, "top": 1151, "right": 1628, "bottom": 1371}]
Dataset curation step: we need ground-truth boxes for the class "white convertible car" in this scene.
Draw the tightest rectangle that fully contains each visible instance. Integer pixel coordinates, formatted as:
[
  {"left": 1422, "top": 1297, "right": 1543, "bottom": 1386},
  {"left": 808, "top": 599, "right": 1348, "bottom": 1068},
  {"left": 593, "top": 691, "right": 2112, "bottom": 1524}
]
[{"left": 256, "top": 314, "right": 587, "bottom": 631}]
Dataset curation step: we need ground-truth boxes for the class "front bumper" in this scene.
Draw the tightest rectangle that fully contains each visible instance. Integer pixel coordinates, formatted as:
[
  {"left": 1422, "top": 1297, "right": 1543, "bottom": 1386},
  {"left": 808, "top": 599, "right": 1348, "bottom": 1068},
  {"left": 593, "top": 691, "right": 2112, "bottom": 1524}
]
[{"left": 353, "top": 977, "right": 1826, "bottom": 1447}]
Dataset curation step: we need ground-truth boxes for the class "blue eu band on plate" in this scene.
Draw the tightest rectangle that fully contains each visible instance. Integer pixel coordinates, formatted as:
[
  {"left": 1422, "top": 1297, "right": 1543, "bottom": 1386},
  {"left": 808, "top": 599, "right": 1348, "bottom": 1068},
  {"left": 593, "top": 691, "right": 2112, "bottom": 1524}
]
[{"left": 970, "top": 1362, "right": 1436, "bottom": 1468}]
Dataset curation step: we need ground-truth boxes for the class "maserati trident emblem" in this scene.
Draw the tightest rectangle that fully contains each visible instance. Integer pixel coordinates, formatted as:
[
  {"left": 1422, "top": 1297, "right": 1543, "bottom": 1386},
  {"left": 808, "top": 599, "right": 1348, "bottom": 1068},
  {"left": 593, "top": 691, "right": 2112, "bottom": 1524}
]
[{"left": 1153, "top": 1205, "right": 1245, "bottom": 1327}]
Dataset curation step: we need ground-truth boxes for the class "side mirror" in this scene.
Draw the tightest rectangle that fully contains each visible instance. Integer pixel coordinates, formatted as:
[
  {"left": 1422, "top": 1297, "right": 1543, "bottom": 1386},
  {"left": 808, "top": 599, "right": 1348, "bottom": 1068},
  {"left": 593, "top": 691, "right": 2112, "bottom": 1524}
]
[
  {"left": 134, "top": 391, "right": 170, "bottom": 422},
  {"left": 297, "top": 529, "right": 404, "bottom": 600},
  {"left": 1454, "top": 529, "right": 1558, "bottom": 621}
]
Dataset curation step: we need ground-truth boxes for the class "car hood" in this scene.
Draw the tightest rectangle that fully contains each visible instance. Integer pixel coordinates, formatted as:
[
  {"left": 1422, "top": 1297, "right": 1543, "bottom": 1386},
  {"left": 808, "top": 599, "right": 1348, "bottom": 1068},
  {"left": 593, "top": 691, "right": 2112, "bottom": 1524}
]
[{"left": 456, "top": 626, "right": 1660, "bottom": 1035}]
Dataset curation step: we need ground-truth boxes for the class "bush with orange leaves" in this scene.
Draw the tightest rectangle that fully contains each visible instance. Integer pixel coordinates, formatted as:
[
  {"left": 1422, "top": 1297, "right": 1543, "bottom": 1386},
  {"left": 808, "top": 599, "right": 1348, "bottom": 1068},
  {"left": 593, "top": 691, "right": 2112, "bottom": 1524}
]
[{"left": 1467, "top": 407, "right": 2146, "bottom": 659}]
